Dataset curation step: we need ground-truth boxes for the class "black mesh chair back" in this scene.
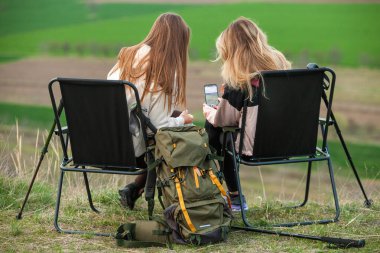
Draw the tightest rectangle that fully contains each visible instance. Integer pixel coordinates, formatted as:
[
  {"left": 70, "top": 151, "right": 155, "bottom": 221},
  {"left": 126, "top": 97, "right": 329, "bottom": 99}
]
[
  {"left": 59, "top": 79, "right": 137, "bottom": 168},
  {"left": 252, "top": 69, "right": 324, "bottom": 159}
]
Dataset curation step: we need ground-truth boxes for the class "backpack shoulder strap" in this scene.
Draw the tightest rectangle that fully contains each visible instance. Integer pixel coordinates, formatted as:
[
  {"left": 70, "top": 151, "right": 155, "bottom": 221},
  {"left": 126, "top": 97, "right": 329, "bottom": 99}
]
[
  {"left": 174, "top": 177, "right": 197, "bottom": 233},
  {"left": 208, "top": 170, "right": 231, "bottom": 208}
]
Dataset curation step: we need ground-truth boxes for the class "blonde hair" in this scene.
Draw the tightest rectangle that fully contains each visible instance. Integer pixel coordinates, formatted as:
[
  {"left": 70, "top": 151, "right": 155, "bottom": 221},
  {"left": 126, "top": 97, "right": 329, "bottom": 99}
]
[
  {"left": 216, "top": 17, "right": 291, "bottom": 99},
  {"left": 110, "top": 13, "right": 190, "bottom": 110}
]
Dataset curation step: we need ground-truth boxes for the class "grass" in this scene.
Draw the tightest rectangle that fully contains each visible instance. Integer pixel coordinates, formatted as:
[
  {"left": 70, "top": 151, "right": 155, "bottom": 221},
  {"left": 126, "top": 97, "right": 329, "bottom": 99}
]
[
  {"left": 0, "top": 175, "right": 379, "bottom": 252},
  {"left": 0, "top": 176, "right": 54, "bottom": 212},
  {"left": 0, "top": 1, "right": 380, "bottom": 67},
  {"left": 0, "top": 102, "right": 55, "bottom": 128},
  {"left": 327, "top": 141, "right": 380, "bottom": 179},
  {"left": 0, "top": 0, "right": 186, "bottom": 37},
  {"left": 0, "top": 118, "right": 379, "bottom": 251}
]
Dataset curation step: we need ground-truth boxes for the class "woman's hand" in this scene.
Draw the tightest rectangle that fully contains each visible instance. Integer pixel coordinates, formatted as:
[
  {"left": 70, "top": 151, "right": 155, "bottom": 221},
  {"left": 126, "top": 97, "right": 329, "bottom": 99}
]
[
  {"left": 203, "top": 103, "right": 216, "bottom": 118},
  {"left": 203, "top": 103, "right": 217, "bottom": 126},
  {"left": 180, "top": 109, "right": 194, "bottom": 124}
]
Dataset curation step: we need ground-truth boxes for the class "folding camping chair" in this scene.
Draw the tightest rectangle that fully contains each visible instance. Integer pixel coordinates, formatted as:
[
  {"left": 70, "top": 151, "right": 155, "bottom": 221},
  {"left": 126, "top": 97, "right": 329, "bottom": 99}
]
[
  {"left": 48, "top": 78, "right": 151, "bottom": 236},
  {"left": 222, "top": 67, "right": 372, "bottom": 229}
]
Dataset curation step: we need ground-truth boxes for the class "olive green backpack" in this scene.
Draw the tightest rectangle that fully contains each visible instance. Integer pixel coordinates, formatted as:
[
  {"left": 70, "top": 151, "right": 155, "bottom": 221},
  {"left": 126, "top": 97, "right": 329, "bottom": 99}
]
[
  {"left": 116, "top": 126, "right": 232, "bottom": 248},
  {"left": 153, "top": 126, "right": 232, "bottom": 245}
]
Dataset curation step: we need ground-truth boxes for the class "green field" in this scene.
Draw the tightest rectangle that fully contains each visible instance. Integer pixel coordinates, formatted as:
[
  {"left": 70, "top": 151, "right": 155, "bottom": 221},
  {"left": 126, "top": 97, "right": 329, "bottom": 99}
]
[
  {"left": 0, "top": 0, "right": 380, "bottom": 67},
  {"left": 0, "top": 102, "right": 54, "bottom": 128}
]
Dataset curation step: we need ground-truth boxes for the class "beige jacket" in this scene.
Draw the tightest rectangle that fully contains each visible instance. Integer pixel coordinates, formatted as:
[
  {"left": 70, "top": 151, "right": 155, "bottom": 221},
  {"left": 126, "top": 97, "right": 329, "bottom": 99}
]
[
  {"left": 204, "top": 84, "right": 259, "bottom": 156},
  {"left": 107, "top": 44, "right": 184, "bottom": 156}
]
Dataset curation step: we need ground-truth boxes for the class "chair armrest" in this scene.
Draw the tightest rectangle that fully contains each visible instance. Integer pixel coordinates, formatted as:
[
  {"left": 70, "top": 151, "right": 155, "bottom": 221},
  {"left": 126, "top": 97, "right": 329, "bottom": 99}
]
[
  {"left": 222, "top": 127, "right": 240, "bottom": 133},
  {"left": 318, "top": 118, "right": 335, "bottom": 126},
  {"left": 54, "top": 126, "right": 68, "bottom": 135}
]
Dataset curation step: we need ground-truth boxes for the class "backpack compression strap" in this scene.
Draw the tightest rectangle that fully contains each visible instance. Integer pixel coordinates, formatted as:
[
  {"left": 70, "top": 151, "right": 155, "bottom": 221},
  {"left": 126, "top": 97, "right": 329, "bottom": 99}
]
[
  {"left": 174, "top": 177, "right": 197, "bottom": 233},
  {"left": 208, "top": 170, "right": 232, "bottom": 208}
]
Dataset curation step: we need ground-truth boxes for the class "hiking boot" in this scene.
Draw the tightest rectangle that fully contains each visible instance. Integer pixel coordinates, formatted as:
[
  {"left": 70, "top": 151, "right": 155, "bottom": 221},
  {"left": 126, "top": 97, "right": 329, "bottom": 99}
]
[
  {"left": 118, "top": 183, "right": 142, "bottom": 210},
  {"left": 230, "top": 193, "right": 249, "bottom": 212}
]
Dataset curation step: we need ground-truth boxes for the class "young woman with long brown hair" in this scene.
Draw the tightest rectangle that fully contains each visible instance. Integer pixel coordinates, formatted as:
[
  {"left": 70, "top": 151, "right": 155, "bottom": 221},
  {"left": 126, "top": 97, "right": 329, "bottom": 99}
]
[
  {"left": 108, "top": 13, "right": 193, "bottom": 210},
  {"left": 203, "top": 17, "right": 291, "bottom": 211}
]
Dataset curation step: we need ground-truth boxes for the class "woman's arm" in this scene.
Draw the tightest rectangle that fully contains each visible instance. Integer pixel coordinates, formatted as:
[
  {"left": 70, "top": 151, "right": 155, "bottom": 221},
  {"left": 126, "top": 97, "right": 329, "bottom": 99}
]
[
  {"left": 204, "top": 100, "right": 240, "bottom": 127},
  {"left": 167, "top": 110, "right": 193, "bottom": 127},
  {"left": 167, "top": 116, "right": 185, "bottom": 127},
  {"left": 203, "top": 86, "right": 241, "bottom": 127}
]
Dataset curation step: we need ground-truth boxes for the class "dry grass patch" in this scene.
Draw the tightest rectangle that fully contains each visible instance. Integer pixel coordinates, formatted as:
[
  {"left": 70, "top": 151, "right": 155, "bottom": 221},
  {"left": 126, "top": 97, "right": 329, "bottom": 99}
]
[{"left": 1, "top": 122, "right": 380, "bottom": 252}]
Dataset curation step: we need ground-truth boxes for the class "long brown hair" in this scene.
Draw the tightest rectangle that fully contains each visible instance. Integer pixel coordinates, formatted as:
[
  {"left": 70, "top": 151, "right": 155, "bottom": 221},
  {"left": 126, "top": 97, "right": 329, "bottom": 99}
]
[
  {"left": 216, "top": 17, "right": 291, "bottom": 98},
  {"left": 110, "top": 13, "right": 190, "bottom": 110}
]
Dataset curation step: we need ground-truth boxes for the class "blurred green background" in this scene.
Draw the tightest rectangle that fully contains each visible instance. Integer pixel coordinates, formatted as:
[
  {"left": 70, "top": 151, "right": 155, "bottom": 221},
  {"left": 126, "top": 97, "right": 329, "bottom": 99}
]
[{"left": 1, "top": 0, "right": 379, "bottom": 66}]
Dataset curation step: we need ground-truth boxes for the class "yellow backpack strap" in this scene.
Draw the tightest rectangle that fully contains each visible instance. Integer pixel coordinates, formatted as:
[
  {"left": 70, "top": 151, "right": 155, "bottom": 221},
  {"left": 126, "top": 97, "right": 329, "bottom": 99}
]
[
  {"left": 208, "top": 170, "right": 232, "bottom": 209},
  {"left": 193, "top": 167, "right": 200, "bottom": 188},
  {"left": 174, "top": 177, "right": 196, "bottom": 233}
]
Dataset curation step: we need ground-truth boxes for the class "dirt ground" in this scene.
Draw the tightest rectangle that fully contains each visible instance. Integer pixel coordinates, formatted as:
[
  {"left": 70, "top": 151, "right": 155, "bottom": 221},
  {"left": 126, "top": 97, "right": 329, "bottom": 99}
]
[
  {"left": 1, "top": 57, "right": 379, "bottom": 143},
  {"left": 0, "top": 57, "right": 223, "bottom": 110}
]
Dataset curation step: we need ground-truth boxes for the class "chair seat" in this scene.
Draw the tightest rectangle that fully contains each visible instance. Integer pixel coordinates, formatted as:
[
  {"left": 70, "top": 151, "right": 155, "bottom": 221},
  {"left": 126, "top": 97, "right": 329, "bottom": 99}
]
[
  {"left": 61, "top": 162, "right": 147, "bottom": 174},
  {"left": 240, "top": 155, "right": 289, "bottom": 163},
  {"left": 240, "top": 152, "right": 330, "bottom": 166}
]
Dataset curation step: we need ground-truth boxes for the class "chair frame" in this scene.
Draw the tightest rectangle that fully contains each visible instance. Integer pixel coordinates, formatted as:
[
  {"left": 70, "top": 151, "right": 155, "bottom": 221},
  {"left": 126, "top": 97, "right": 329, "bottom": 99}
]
[
  {"left": 49, "top": 78, "right": 148, "bottom": 236},
  {"left": 222, "top": 67, "right": 372, "bottom": 229}
]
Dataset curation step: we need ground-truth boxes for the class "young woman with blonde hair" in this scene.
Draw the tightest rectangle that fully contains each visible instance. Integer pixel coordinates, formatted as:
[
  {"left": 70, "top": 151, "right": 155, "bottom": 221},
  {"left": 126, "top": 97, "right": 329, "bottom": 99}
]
[
  {"left": 203, "top": 17, "right": 291, "bottom": 211},
  {"left": 108, "top": 13, "right": 193, "bottom": 209}
]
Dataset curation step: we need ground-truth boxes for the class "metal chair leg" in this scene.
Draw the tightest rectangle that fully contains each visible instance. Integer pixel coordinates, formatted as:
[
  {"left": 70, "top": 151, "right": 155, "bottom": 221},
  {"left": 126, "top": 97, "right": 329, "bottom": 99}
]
[
  {"left": 327, "top": 156, "right": 340, "bottom": 222},
  {"left": 54, "top": 170, "right": 65, "bottom": 233},
  {"left": 332, "top": 118, "right": 373, "bottom": 207},
  {"left": 267, "top": 125, "right": 340, "bottom": 227},
  {"left": 17, "top": 101, "right": 64, "bottom": 220},
  {"left": 267, "top": 159, "right": 339, "bottom": 227},
  {"left": 236, "top": 158, "right": 339, "bottom": 228},
  {"left": 54, "top": 170, "right": 112, "bottom": 236},
  {"left": 234, "top": 156, "right": 252, "bottom": 228},
  {"left": 287, "top": 161, "right": 312, "bottom": 209},
  {"left": 322, "top": 93, "right": 372, "bottom": 207},
  {"left": 83, "top": 170, "right": 100, "bottom": 213},
  {"left": 269, "top": 155, "right": 340, "bottom": 227},
  {"left": 320, "top": 121, "right": 340, "bottom": 221},
  {"left": 301, "top": 161, "right": 312, "bottom": 207}
]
